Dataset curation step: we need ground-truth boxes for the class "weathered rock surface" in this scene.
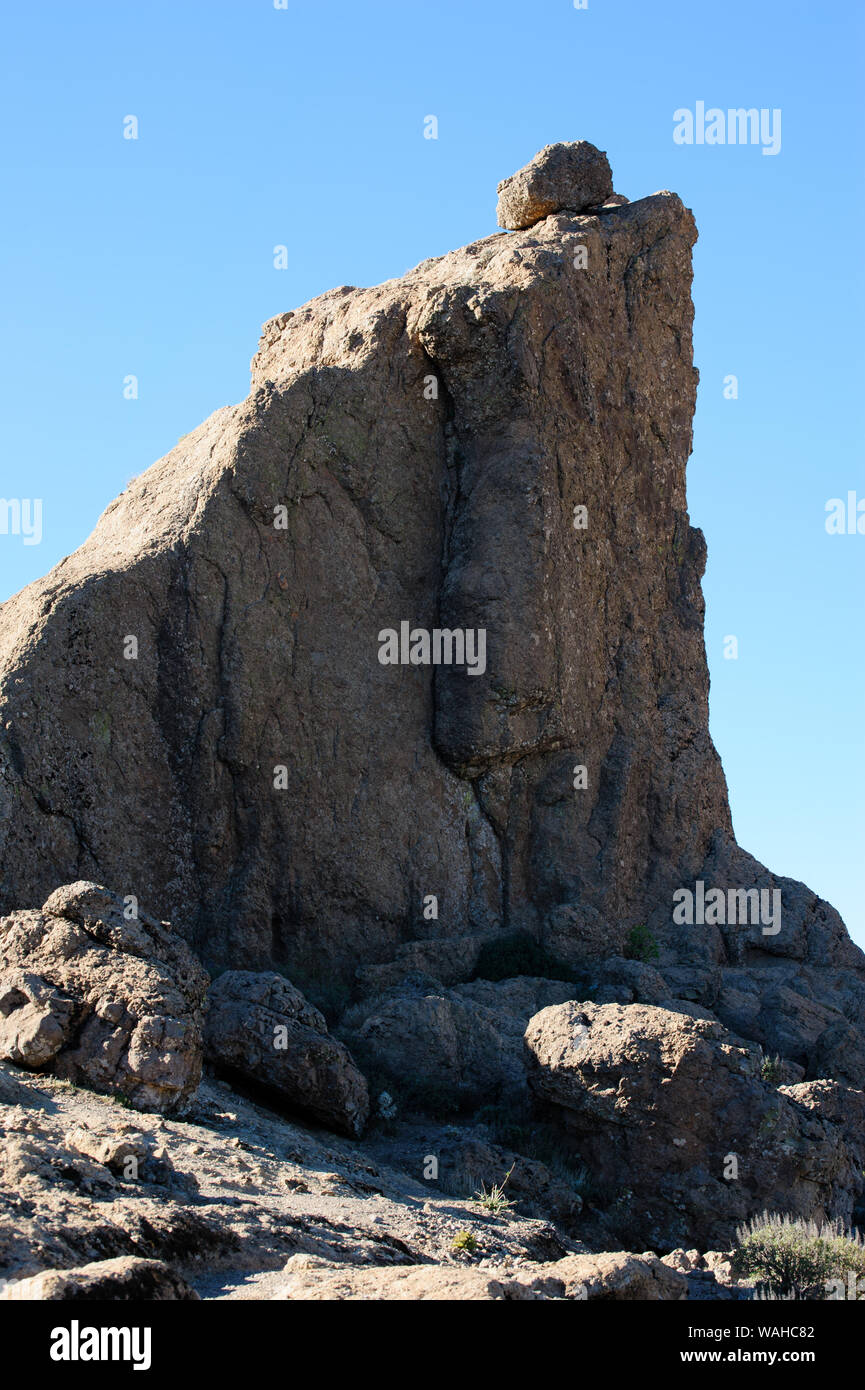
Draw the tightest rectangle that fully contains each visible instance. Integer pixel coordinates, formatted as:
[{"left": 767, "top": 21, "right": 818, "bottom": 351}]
[
  {"left": 496, "top": 141, "right": 614, "bottom": 229},
  {"left": 1, "top": 1255, "right": 199, "bottom": 1301},
  {"left": 780, "top": 1080, "right": 865, "bottom": 1179},
  {"left": 524, "top": 1001, "right": 862, "bottom": 1249},
  {"left": 274, "top": 1248, "right": 686, "bottom": 1300},
  {"left": 0, "top": 883, "right": 207, "bottom": 1112},
  {"left": 0, "top": 1065, "right": 21, "bottom": 1105},
  {"left": 0, "top": 142, "right": 860, "bottom": 1092},
  {"left": 204, "top": 970, "right": 369, "bottom": 1136}
]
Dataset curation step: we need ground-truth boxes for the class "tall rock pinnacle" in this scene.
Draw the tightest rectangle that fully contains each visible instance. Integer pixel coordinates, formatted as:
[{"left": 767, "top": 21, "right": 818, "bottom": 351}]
[{"left": 0, "top": 145, "right": 862, "bottom": 1086}]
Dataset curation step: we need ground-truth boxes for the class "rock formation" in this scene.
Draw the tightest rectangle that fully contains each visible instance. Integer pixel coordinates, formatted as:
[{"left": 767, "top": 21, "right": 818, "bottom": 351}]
[
  {"left": 525, "top": 1000, "right": 860, "bottom": 1248},
  {"left": 495, "top": 140, "right": 615, "bottom": 229},
  {"left": 0, "top": 882, "right": 207, "bottom": 1112},
  {"left": 0, "top": 142, "right": 861, "bottom": 1295},
  {"left": 0, "top": 141, "right": 859, "bottom": 1096},
  {"left": 274, "top": 1248, "right": 687, "bottom": 1301},
  {"left": 0, "top": 1256, "right": 200, "bottom": 1301}
]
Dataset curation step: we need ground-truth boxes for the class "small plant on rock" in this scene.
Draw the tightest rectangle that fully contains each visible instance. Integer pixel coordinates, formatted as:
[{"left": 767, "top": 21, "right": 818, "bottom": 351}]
[
  {"left": 623, "top": 923, "right": 659, "bottom": 963},
  {"left": 451, "top": 1230, "right": 478, "bottom": 1256},
  {"left": 471, "top": 1163, "right": 516, "bottom": 1216},
  {"left": 760, "top": 1054, "right": 783, "bottom": 1085}
]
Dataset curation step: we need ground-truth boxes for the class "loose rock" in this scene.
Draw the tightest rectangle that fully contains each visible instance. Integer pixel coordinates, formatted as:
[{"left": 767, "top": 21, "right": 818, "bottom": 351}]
[
  {"left": 205, "top": 971, "right": 369, "bottom": 1137},
  {"left": 496, "top": 140, "right": 614, "bottom": 228}
]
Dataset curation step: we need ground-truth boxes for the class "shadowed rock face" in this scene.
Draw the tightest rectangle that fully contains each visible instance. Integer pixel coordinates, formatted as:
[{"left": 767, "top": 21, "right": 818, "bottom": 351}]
[
  {"left": 0, "top": 146, "right": 861, "bottom": 1080},
  {"left": 204, "top": 970, "right": 369, "bottom": 1136}
]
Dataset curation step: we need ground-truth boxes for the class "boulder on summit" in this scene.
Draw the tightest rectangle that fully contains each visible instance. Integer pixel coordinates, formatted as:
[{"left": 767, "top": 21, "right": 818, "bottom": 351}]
[{"left": 495, "top": 140, "right": 614, "bottom": 228}]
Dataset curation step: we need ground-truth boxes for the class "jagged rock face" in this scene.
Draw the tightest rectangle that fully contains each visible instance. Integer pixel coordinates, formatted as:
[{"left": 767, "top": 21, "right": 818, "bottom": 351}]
[{"left": 0, "top": 147, "right": 861, "bottom": 1080}]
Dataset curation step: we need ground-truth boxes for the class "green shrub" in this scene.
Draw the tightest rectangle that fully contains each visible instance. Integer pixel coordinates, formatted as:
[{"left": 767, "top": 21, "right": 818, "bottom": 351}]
[
  {"left": 451, "top": 1230, "right": 478, "bottom": 1255},
  {"left": 472, "top": 932, "right": 572, "bottom": 983},
  {"left": 623, "top": 923, "right": 659, "bottom": 963},
  {"left": 732, "top": 1212, "right": 865, "bottom": 1299},
  {"left": 760, "top": 1054, "right": 783, "bottom": 1085}
]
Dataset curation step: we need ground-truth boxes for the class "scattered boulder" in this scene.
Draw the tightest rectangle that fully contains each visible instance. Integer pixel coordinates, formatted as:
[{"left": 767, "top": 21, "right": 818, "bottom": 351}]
[
  {"left": 524, "top": 1001, "right": 859, "bottom": 1249},
  {"left": 0, "top": 883, "right": 208, "bottom": 1112},
  {"left": 63, "top": 1123, "right": 150, "bottom": 1177},
  {"left": 660, "top": 1249, "right": 745, "bottom": 1300},
  {"left": 275, "top": 1256, "right": 541, "bottom": 1300},
  {"left": 532, "top": 1250, "right": 687, "bottom": 1301},
  {"left": 61, "top": 1120, "right": 195, "bottom": 1190},
  {"left": 0, "top": 1256, "right": 199, "bottom": 1301},
  {"left": 496, "top": 140, "right": 614, "bottom": 229},
  {"left": 204, "top": 971, "right": 369, "bottom": 1137}
]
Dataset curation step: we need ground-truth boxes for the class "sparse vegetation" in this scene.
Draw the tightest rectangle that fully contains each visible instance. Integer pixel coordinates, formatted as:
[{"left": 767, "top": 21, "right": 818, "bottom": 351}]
[
  {"left": 473, "top": 1105, "right": 595, "bottom": 1200},
  {"left": 623, "top": 923, "right": 659, "bottom": 963},
  {"left": 471, "top": 1164, "right": 516, "bottom": 1216},
  {"left": 760, "top": 1054, "right": 783, "bottom": 1085},
  {"left": 732, "top": 1212, "right": 865, "bottom": 1299},
  {"left": 474, "top": 1100, "right": 532, "bottom": 1148},
  {"left": 451, "top": 1230, "right": 478, "bottom": 1256}
]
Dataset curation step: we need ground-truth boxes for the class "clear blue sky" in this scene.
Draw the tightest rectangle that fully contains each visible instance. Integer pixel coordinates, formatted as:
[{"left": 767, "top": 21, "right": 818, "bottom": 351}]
[{"left": 0, "top": 1, "right": 862, "bottom": 943}]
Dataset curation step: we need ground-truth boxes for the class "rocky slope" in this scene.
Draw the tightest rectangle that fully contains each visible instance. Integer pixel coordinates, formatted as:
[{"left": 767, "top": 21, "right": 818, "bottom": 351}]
[{"left": 0, "top": 1058, "right": 744, "bottom": 1301}]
